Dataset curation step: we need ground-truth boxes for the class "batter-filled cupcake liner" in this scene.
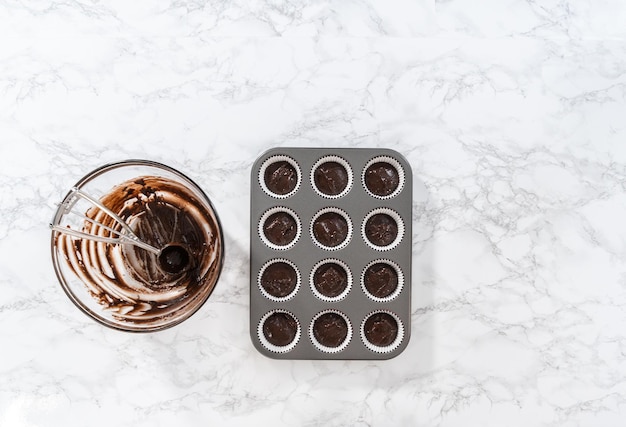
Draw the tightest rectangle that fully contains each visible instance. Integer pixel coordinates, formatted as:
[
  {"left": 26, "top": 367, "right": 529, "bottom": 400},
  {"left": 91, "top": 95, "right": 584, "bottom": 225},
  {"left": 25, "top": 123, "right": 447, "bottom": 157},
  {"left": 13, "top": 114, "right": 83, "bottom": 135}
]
[
  {"left": 360, "top": 310, "right": 405, "bottom": 354},
  {"left": 309, "top": 258, "right": 353, "bottom": 303},
  {"left": 258, "top": 155, "right": 302, "bottom": 199},
  {"left": 309, "top": 309, "right": 353, "bottom": 353},
  {"left": 258, "top": 206, "right": 302, "bottom": 250},
  {"left": 310, "top": 207, "right": 353, "bottom": 251},
  {"left": 257, "top": 309, "right": 302, "bottom": 354},
  {"left": 362, "top": 155, "right": 406, "bottom": 200},
  {"left": 361, "top": 207, "right": 405, "bottom": 251},
  {"left": 257, "top": 258, "right": 302, "bottom": 302},
  {"left": 310, "top": 155, "right": 354, "bottom": 199},
  {"left": 360, "top": 259, "right": 404, "bottom": 303}
]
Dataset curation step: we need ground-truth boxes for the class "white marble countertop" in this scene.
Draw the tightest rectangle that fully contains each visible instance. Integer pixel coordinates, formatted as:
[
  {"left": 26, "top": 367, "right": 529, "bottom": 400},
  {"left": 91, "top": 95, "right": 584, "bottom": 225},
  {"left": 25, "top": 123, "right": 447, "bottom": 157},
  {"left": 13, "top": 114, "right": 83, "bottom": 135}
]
[{"left": 1, "top": 1, "right": 625, "bottom": 426}]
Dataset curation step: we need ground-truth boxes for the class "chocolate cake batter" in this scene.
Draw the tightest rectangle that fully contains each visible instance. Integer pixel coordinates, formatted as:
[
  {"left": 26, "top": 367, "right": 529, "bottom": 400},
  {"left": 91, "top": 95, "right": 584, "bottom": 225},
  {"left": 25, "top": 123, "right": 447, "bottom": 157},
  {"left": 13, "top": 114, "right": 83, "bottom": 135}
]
[
  {"left": 313, "top": 212, "right": 348, "bottom": 247},
  {"left": 364, "top": 213, "right": 397, "bottom": 247},
  {"left": 263, "top": 211, "right": 298, "bottom": 246},
  {"left": 365, "top": 162, "right": 399, "bottom": 196},
  {"left": 261, "top": 262, "right": 297, "bottom": 298},
  {"left": 364, "top": 313, "right": 398, "bottom": 347},
  {"left": 263, "top": 312, "right": 298, "bottom": 347},
  {"left": 313, "top": 263, "right": 348, "bottom": 298},
  {"left": 264, "top": 161, "right": 298, "bottom": 195},
  {"left": 312, "top": 312, "right": 349, "bottom": 348},
  {"left": 364, "top": 263, "right": 398, "bottom": 298},
  {"left": 313, "top": 161, "right": 348, "bottom": 196}
]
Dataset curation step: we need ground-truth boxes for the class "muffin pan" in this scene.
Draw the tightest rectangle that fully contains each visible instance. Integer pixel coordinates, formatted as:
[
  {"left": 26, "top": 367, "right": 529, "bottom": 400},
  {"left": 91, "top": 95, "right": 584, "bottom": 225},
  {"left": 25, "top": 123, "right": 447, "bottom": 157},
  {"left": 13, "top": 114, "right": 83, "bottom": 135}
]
[{"left": 250, "top": 148, "right": 412, "bottom": 359}]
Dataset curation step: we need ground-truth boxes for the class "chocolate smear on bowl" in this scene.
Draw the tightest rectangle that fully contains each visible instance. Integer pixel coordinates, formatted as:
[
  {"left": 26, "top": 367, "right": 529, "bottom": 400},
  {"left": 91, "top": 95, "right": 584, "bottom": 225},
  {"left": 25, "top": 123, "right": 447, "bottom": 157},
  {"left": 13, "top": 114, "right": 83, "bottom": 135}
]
[{"left": 56, "top": 176, "right": 222, "bottom": 325}]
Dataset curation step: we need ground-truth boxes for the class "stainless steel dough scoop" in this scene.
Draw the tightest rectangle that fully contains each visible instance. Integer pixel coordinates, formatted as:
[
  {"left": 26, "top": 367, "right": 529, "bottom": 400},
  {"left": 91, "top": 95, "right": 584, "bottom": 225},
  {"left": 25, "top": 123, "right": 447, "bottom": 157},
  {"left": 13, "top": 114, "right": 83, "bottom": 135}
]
[{"left": 50, "top": 187, "right": 161, "bottom": 255}]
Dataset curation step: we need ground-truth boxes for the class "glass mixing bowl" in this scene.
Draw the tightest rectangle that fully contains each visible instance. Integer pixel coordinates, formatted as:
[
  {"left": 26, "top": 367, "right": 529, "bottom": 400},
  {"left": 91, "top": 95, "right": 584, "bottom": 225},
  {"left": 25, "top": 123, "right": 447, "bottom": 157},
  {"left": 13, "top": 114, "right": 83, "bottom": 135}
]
[{"left": 50, "top": 160, "right": 224, "bottom": 332}]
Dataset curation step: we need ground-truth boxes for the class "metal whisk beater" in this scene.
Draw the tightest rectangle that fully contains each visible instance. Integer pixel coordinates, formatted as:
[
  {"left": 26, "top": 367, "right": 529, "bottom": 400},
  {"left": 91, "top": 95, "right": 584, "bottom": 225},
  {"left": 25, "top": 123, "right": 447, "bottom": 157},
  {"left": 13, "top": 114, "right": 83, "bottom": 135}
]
[{"left": 50, "top": 187, "right": 161, "bottom": 255}]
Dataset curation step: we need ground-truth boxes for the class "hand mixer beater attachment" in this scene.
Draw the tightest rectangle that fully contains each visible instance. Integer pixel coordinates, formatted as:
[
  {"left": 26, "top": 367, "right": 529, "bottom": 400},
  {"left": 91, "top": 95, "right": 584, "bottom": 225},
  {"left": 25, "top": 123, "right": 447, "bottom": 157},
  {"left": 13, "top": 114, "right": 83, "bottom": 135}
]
[{"left": 50, "top": 187, "right": 161, "bottom": 255}]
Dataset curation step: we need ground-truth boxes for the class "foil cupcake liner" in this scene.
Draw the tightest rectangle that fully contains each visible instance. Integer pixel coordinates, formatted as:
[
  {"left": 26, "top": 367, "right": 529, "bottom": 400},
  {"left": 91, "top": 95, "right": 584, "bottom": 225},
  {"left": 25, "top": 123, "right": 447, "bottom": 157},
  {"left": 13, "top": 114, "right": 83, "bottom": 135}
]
[
  {"left": 310, "top": 155, "right": 354, "bottom": 199},
  {"left": 258, "top": 155, "right": 302, "bottom": 199},
  {"left": 361, "top": 207, "right": 405, "bottom": 251},
  {"left": 309, "top": 309, "right": 353, "bottom": 354},
  {"left": 309, "top": 258, "right": 353, "bottom": 303},
  {"left": 257, "top": 258, "right": 302, "bottom": 302},
  {"left": 257, "top": 309, "right": 302, "bottom": 354},
  {"left": 310, "top": 207, "right": 353, "bottom": 251},
  {"left": 258, "top": 206, "right": 302, "bottom": 251},
  {"left": 361, "top": 155, "right": 406, "bottom": 200},
  {"left": 360, "top": 310, "right": 405, "bottom": 354},
  {"left": 360, "top": 259, "right": 404, "bottom": 303}
]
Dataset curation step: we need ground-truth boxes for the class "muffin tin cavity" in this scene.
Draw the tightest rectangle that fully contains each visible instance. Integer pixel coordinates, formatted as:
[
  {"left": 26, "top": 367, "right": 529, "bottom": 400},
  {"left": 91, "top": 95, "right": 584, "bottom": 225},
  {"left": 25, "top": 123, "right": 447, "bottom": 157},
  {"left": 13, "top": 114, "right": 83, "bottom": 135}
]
[
  {"left": 311, "top": 207, "right": 353, "bottom": 250},
  {"left": 250, "top": 148, "right": 412, "bottom": 360},
  {"left": 360, "top": 311, "right": 405, "bottom": 353},
  {"left": 310, "top": 310, "right": 353, "bottom": 353},
  {"left": 258, "top": 258, "right": 301, "bottom": 302},
  {"left": 259, "top": 155, "right": 301, "bottom": 198},
  {"left": 361, "top": 259, "right": 404, "bottom": 302},
  {"left": 258, "top": 207, "right": 301, "bottom": 250},
  {"left": 362, "top": 208, "right": 405, "bottom": 251},
  {"left": 311, "top": 155, "right": 353, "bottom": 198},
  {"left": 310, "top": 258, "right": 352, "bottom": 302},
  {"left": 258, "top": 310, "right": 301, "bottom": 353},
  {"left": 362, "top": 155, "right": 405, "bottom": 199}
]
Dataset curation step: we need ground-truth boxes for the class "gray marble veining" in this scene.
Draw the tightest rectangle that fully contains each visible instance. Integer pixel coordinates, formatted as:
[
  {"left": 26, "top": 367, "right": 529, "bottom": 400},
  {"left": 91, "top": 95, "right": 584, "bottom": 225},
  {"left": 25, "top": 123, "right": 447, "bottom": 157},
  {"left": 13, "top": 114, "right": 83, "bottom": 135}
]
[{"left": 0, "top": 1, "right": 625, "bottom": 426}]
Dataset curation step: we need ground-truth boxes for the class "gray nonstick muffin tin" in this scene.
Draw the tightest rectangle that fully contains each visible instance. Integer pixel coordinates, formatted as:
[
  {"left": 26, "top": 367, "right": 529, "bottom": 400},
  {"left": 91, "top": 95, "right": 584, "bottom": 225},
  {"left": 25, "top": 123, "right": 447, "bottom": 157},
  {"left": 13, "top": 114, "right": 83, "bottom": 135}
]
[{"left": 250, "top": 147, "right": 412, "bottom": 359}]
